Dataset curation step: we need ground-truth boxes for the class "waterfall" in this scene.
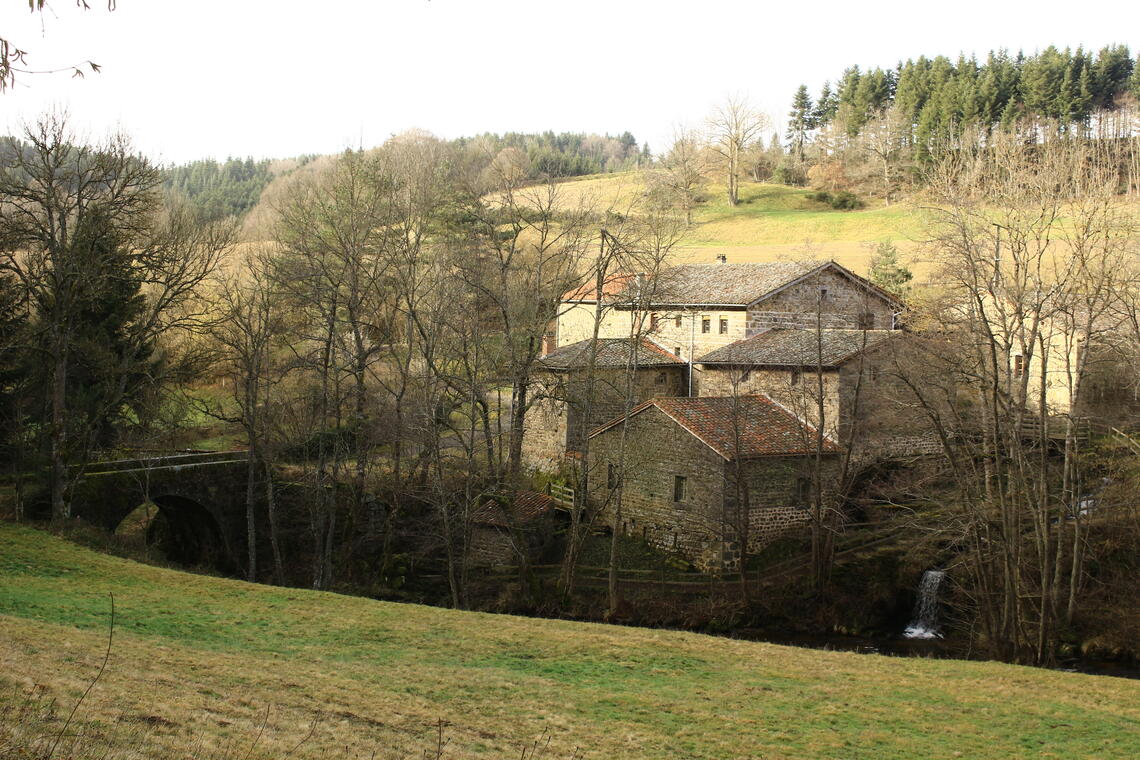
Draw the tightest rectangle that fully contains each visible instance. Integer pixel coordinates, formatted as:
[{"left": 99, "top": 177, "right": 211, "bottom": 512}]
[{"left": 903, "top": 569, "right": 946, "bottom": 639}]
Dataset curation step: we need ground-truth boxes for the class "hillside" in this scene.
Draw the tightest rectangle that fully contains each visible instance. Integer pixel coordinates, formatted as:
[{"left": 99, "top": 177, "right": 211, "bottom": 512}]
[
  {"left": 2, "top": 523, "right": 1138, "bottom": 759},
  {"left": 542, "top": 173, "right": 926, "bottom": 274}
]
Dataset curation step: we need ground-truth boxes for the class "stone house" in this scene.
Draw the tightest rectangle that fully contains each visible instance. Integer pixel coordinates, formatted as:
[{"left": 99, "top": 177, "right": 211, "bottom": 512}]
[
  {"left": 696, "top": 328, "right": 939, "bottom": 459},
  {"left": 468, "top": 490, "right": 560, "bottom": 569},
  {"left": 522, "top": 337, "right": 687, "bottom": 470},
  {"left": 553, "top": 259, "right": 903, "bottom": 372},
  {"left": 587, "top": 395, "right": 841, "bottom": 570}
]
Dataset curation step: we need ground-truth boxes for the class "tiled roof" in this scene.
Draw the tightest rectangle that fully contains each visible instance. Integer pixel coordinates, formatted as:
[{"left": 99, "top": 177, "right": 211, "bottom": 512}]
[
  {"left": 561, "top": 273, "right": 639, "bottom": 303},
  {"left": 541, "top": 337, "right": 685, "bottom": 370},
  {"left": 649, "top": 261, "right": 821, "bottom": 306},
  {"left": 568, "top": 260, "right": 902, "bottom": 309},
  {"left": 590, "top": 395, "right": 841, "bottom": 460},
  {"left": 472, "top": 490, "right": 557, "bottom": 528},
  {"left": 697, "top": 329, "right": 895, "bottom": 366}
]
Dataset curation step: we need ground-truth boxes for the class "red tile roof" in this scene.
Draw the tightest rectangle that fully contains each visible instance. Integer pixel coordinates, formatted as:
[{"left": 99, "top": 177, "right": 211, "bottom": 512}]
[
  {"left": 561, "top": 273, "right": 639, "bottom": 303},
  {"left": 590, "top": 395, "right": 841, "bottom": 460},
  {"left": 471, "top": 490, "right": 557, "bottom": 528}
]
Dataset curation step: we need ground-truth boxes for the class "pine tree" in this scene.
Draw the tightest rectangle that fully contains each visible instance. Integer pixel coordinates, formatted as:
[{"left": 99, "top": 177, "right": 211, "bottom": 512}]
[
  {"left": 868, "top": 241, "right": 912, "bottom": 297},
  {"left": 786, "top": 85, "right": 815, "bottom": 161}
]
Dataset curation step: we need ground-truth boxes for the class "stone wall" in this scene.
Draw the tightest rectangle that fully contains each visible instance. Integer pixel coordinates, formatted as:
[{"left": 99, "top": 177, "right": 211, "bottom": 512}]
[
  {"left": 747, "top": 269, "right": 895, "bottom": 335},
  {"left": 836, "top": 343, "right": 941, "bottom": 460},
  {"left": 521, "top": 394, "right": 570, "bottom": 471},
  {"left": 642, "top": 308, "right": 749, "bottom": 362},
  {"left": 588, "top": 406, "right": 843, "bottom": 571},
  {"left": 522, "top": 365, "right": 688, "bottom": 472},
  {"left": 738, "top": 456, "right": 838, "bottom": 552},
  {"left": 468, "top": 525, "right": 519, "bottom": 568},
  {"left": 697, "top": 365, "right": 841, "bottom": 438},
  {"left": 588, "top": 405, "right": 729, "bottom": 562}
]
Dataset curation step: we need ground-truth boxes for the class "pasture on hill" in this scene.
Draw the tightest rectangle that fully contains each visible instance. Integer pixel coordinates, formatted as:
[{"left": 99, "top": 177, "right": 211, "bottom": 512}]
[
  {"left": 1, "top": 523, "right": 1138, "bottom": 759},
  {"left": 548, "top": 173, "right": 927, "bottom": 275}
]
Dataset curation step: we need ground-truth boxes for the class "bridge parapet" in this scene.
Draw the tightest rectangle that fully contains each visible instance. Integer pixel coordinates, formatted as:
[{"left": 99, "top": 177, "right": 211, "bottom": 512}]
[{"left": 69, "top": 452, "right": 251, "bottom": 570}]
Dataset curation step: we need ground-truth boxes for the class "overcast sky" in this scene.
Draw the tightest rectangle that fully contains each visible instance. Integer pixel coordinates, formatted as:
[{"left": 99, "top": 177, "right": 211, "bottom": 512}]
[{"left": 4, "top": 1, "right": 1138, "bottom": 164}]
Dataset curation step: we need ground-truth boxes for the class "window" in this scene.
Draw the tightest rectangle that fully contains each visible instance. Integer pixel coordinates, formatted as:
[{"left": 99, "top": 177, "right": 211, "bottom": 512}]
[
  {"left": 607, "top": 463, "right": 618, "bottom": 489},
  {"left": 857, "top": 311, "right": 875, "bottom": 330},
  {"left": 674, "top": 346, "right": 682, "bottom": 357},
  {"left": 1013, "top": 354, "right": 1025, "bottom": 377},
  {"left": 655, "top": 371, "right": 667, "bottom": 385},
  {"left": 701, "top": 317, "right": 711, "bottom": 334},
  {"left": 673, "top": 475, "right": 687, "bottom": 502},
  {"left": 796, "top": 477, "right": 812, "bottom": 505},
  {"left": 719, "top": 317, "right": 728, "bottom": 334},
  {"left": 675, "top": 314, "right": 682, "bottom": 328},
  {"left": 790, "top": 367, "right": 801, "bottom": 385},
  {"left": 819, "top": 287, "right": 829, "bottom": 301},
  {"left": 650, "top": 312, "right": 660, "bottom": 331}
]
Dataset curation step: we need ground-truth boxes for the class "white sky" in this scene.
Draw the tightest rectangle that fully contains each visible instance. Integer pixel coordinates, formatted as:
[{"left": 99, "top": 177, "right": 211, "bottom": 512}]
[{"left": 4, "top": 0, "right": 1138, "bottom": 165}]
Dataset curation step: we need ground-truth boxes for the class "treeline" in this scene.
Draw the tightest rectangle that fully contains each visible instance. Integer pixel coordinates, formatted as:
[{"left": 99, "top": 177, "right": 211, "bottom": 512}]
[
  {"left": 162, "top": 156, "right": 315, "bottom": 221},
  {"left": 163, "top": 131, "right": 645, "bottom": 222},
  {"left": 765, "top": 45, "right": 1140, "bottom": 204},
  {"left": 451, "top": 130, "right": 647, "bottom": 178},
  {"left": 799, "top": 45, "right": 1139, "bottom": 144}
]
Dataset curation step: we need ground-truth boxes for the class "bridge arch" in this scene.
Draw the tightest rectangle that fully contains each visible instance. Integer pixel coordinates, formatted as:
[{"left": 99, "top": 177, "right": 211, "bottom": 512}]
[{"left": 70, "top": 452, "right": 248, "bottom": 572}]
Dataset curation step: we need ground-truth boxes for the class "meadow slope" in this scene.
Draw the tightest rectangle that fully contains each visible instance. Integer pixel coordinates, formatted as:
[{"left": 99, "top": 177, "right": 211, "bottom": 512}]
[
  {"left": 548, "top": 173, "right": 928, "bottom": 274},
  {"left": 1, "top": 523, "right": 1138, "bottom": 759}
]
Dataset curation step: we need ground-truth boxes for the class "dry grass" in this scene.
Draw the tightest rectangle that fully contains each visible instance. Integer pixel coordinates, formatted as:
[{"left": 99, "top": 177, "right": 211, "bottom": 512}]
[
  {"left": 2, "top": 522, "right": 1138, "bottom": 759},
  {"left": 543, "top": 174, "right": 933, "bottom": 277}
]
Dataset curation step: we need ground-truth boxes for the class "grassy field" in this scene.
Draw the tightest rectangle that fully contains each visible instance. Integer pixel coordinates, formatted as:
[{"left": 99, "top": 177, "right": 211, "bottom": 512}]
[
  {"left": 549, "top": 173, "right": 929, "bottom": 276},
  {"left": 2, "top": 523, "right": 1138, "bottom": 759}
]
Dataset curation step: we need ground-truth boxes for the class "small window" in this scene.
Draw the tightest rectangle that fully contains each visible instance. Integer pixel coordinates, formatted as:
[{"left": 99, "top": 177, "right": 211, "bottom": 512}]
[
  {"left": 790, "top": 367, "right": 801, "bottom": 386},
  {"left": 819, "top": 287, "right": 829, "bottom": 301},
  {"left": 655, "top": 371, "right": 667, "bottom": 385},
  {"left": 607, "top": 463, "right": 618, "bottom": 489},
  {"left": 868, "top": 365, "right": 880, "bottom": 382},
  {"left": 796, "top": 477, "right": 812, "bottom": 505},
  {"left": 674, "top": 346, "right": 682, "bottom": 357},
  {"left": 719, "top": 318, "right": 728, "bottom": 334},
  {"left": 650, "top": 313, "right": 660, "bottom": 331},
  {"left": 857, "top": 311, "right": 875, "bottom": 330},
  {"left": 673, "top": 475, "right": 687, "bottom": 502},
  {"left": 1013, "top": 354, "right": 1025, "bottom": 377},
  {"left": 701, "top": 317, "right": 711, "bottom": 334},
  {"left": 675, "top": 315, "right": 682, "bottom": 328}
]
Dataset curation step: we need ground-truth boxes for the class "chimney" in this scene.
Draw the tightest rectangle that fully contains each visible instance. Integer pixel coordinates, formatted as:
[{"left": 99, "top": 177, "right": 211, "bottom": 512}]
[{"left": 716, "top": 254, "right": 727, "bottom": 264}]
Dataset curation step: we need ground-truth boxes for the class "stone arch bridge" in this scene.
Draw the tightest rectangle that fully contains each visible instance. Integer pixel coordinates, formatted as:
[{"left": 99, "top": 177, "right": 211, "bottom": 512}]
[{"left": 69, "top": 451, "right": 250, "bottom": 569}]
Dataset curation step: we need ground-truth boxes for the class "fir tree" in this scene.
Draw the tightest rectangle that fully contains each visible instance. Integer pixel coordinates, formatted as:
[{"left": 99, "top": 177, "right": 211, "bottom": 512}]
[{"left": 786, "top": 85, "right": 815, "bottom": 161}]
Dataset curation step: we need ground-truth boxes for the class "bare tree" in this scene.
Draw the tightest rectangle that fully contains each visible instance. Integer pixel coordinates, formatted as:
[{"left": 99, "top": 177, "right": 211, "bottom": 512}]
[
  {"left": 207, "top": 247, "right": 287, "bottom": 583},
  {"left": 897, "top": 129, "right": 1137, "bottom": 663},
  {"left": 646, "top": 128, "right": 706, "bottom": 224},
  {"left": 0, "top": 112, "right": 232, "bottom": 521},
  {"left": 706, "top": 96, "right": 769, "bottom": 207}
]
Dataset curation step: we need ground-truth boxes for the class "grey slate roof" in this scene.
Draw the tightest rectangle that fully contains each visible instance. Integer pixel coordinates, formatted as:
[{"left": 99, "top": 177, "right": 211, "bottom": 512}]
[
  {"left": 649, "top": 261, "right": 819, "bottom": 306},
  {"left": 540, "top": 337, "right": 684, "bottom": 370},
  {"left": 697, "top": 329, "right": 895, "bottom": 367}
]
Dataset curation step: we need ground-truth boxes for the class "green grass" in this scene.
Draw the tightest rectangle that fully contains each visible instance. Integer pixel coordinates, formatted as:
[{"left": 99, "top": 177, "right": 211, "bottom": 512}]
[
  {"left": 550, "top": 174, "right": 929, "bottom": 275},
  {"left": 2, "top": 522, "right": 1138, "bottom": 759}
]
